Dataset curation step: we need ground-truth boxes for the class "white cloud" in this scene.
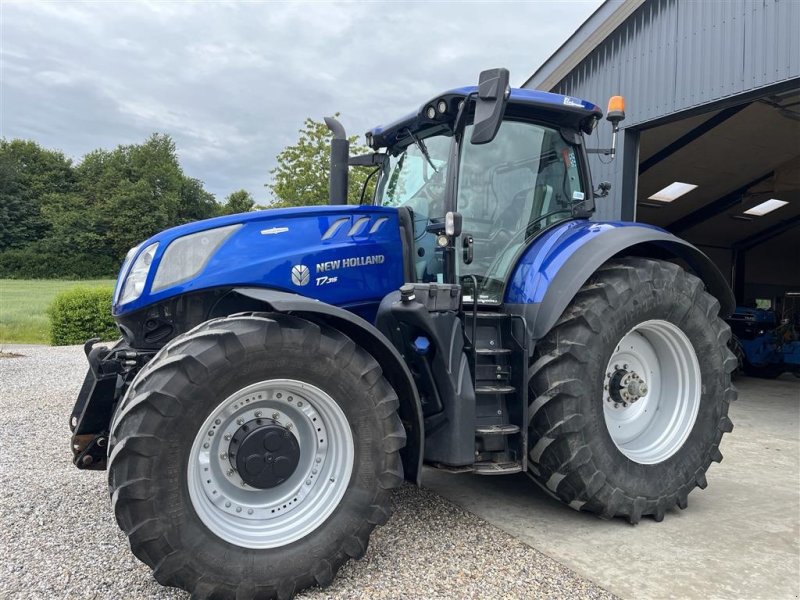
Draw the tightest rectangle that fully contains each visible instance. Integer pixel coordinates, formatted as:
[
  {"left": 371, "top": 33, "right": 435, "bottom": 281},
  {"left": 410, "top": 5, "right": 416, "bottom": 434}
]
[{"left": 1, "top": 0, "right": 603, "bottom": 202}]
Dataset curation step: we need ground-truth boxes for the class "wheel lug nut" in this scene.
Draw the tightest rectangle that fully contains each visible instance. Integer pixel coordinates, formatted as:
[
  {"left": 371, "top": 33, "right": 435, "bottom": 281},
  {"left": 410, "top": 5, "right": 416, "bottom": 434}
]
[
  {"left": 255, "top": 411, "right": 262, "bottom": 417},
  {"left": 203, "top": 443, "right": 210, "bottom": 449},
  {"left": 227, "top": 469, "right": 235, "bottom": 476},
  {"left": 236, "top": 418, "right": 244, "bottom": 426},
  {"left": 220, "top": 453, "right": 227, "bottom": 460},
  {"left": 214, "top": 418, "right": 221, "bottom": 425},
  {"left": 272, "top": 412, "right": 279, "bottom": 420},
  {"left": 224, "top": 434, "right": 231, "bottom": 441}
]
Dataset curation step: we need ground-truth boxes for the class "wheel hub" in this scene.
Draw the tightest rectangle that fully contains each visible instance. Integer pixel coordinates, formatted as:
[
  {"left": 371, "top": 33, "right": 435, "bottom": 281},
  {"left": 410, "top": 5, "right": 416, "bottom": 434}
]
[
  {"left": 607, "top": 367, "right": 648, "bottom": 407},
  {"left": 228, "top": 419, "right": 300, "bottom": 489},
  {"left": 188, "top": 379, "right": 354, "bottom": 548},
  {"left": 602, "top": 320, "right": 701, "bottom": 465}
]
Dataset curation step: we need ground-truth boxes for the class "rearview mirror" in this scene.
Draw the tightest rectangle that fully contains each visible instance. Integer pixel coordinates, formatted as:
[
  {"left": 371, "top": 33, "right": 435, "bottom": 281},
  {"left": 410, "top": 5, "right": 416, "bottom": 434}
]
[{"left": 470, "top": 68, "right": 510, "bottom": 145}]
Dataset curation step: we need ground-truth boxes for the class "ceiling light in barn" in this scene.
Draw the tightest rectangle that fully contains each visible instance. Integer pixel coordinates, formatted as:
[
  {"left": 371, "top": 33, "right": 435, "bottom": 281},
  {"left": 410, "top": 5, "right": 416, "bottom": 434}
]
[
  {"left": 648, "top": 182, "right": 698, "bottom": 202},
  {"left": 743, "top": 198, "right": 789, "bottom": 216}
]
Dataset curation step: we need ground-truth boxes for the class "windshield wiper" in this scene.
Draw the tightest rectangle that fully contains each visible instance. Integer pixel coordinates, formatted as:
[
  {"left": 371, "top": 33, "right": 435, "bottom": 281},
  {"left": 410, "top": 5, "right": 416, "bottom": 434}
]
[{"left": 405, "top": 129, "right": 438, "bottom": 173}]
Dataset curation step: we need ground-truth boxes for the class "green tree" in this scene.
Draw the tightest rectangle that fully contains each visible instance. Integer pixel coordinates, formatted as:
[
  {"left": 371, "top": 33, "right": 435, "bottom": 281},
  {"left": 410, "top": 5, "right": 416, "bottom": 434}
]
[
  {"left": 0, "top": 139, "right": 75, "bottom": 250},
  {"left": 180, "top": 177, "right": 221, "bottom": 222},
  {"left": 221, "top": 189, "right": 255, "bottom": 215},
  {"left": 0, "top": 134, "right": 223, "bottom": 278},
  {"left": 267, "top": 116, "right": 376, "bottom": 207},
  {"left": 66, "top": 133, "right": 220, "bottom": 260},
  {"left": 62, "top": 134, "right": 183, "bottom": 259}
]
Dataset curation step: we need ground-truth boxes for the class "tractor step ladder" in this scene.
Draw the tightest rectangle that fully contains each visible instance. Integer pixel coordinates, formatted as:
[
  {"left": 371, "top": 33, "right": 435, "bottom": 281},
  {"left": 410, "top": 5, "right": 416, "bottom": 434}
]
[
  {"left": 475, "top": 347, "right": 511, "bottom": 356},
  {"left": 464, "top": 305, "right": 528, "bottom": 476},
  {"left": 473, "top": 461, "right": 523, "bottom": 475},
  {"left": 475, "top": 424, "right": 520, "bottom": 435}
]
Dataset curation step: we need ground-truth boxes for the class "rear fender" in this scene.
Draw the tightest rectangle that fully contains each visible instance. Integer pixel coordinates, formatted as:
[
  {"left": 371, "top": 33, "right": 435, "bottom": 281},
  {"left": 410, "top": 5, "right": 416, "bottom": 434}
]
[
  {"left": 505, "top": 221, "right": 735, "bottom": 345},
  {"left": 225, "top": 287, "right": 424, "bottom": 485}
]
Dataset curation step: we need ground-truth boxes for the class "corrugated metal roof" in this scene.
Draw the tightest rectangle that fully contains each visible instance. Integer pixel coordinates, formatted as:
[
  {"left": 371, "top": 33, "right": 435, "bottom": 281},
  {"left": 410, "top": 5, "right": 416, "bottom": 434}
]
[
  {"left": 524, "top": 0, "right": 647, "bottom": 91},
  {"left": 530, "top": 0, "right": 800, "bottom": 127}
]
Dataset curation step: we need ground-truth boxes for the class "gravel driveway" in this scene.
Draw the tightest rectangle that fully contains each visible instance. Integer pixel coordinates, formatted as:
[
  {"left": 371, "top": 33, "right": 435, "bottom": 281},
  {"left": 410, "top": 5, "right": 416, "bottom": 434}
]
[{"left": 0, "top": 345, "right": 614, "bottom": 599}]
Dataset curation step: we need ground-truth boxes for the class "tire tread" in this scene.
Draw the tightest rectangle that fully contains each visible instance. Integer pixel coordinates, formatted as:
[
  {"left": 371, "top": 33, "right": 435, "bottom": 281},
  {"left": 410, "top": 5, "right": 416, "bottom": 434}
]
[
  {"left": 528, "top": 257, "right": 736, "bottom": 522},
  {"left": 108, "top": 313, "right": 405, "bottom": 599}
]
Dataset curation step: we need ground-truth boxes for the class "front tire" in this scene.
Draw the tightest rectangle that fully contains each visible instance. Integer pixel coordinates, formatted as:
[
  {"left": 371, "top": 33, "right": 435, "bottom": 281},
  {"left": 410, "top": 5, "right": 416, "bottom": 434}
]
[
  {"left": 108, "top": 313, "right": 405, "bottom": 599},
  {"left": 527, "top": 258, "right": 737, "bottom": 523}
]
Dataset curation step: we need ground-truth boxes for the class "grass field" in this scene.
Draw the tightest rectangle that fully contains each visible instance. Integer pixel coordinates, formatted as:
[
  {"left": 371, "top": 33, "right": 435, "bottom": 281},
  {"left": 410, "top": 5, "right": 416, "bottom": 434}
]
[{"left": 0, "top": 279, "right": 115, "bottom": 345}]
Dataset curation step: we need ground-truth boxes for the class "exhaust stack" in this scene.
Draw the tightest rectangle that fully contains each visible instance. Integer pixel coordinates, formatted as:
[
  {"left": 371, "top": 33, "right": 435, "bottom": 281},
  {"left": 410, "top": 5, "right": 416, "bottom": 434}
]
[{"left": 324, "top": 117, "right": 349, "bottom": 205}]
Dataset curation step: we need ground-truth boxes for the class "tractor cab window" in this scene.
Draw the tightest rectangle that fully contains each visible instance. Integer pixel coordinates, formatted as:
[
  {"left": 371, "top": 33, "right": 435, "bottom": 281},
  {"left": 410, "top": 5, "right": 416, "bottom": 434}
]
[
  {"left": 457, "top": 120, "right": 584, "bottom": 304},
  {"left": 376, "top": 133, "right": 451, "bottom": 282}
]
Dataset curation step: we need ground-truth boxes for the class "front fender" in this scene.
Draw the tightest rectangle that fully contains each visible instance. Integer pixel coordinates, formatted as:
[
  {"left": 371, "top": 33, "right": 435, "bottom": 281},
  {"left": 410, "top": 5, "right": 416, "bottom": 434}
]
[
  {"left": 505, "top": 220, "right": 735, "bottom": 343},
  {"left": 230, "top": 287, "right": 424, "bottom": 485}
]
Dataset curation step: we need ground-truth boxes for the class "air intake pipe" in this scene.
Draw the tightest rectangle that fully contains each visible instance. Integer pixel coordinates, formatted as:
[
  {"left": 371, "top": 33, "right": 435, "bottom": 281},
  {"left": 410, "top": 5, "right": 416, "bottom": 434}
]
[{"left": 324, "top": 117, "right": 349, "bottom": 205}]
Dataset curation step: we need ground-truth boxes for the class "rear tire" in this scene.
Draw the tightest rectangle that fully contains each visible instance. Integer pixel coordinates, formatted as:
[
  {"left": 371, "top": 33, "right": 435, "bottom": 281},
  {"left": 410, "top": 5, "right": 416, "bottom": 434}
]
[
  {"left": 108, "top": 313, "right": 405, "bottom": 599},
  {"left": 527, "top": 258, "right": 737, "bottom": 523}
]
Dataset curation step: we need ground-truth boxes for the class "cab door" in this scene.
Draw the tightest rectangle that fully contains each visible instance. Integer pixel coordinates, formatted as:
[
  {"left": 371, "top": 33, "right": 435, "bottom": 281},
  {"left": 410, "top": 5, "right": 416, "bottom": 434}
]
[{"left": 456, "top": 120, "right": 585, "bottom": 304}]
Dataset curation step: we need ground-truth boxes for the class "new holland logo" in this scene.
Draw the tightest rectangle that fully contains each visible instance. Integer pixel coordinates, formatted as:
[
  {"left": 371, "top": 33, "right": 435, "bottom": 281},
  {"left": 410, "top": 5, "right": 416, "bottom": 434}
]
[{"left": 291, "top": 264, "right": 310, "bottom": 286}]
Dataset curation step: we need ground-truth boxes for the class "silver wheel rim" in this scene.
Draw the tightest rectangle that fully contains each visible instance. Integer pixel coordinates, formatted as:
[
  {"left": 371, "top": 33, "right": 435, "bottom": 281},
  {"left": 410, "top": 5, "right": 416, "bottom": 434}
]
[
  {"left": 187, "top": 379, "right": 354, "bottom": 549},
  {"left": 603, "top": 319, "right": 701, "bottom": 465}
]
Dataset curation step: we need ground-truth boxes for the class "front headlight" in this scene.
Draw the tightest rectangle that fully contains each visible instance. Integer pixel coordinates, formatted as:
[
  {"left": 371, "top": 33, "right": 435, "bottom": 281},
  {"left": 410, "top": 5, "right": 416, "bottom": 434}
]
[
  {"left": 152, "top": 224, "right": 241, "bottom": 292},
  {"left": 113, "top": 245, "right": 140, "bottom": 304},
  {"left": 119, "top": 242, "right": 158, "bottom": 305}
]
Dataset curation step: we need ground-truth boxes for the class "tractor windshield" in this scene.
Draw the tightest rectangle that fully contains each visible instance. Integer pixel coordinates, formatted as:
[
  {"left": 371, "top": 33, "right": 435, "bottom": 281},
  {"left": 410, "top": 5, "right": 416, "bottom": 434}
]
[
  {"left": 376, "top": 133, "right": 452, "bottom": 282},
  {"left": 376, "top": 133, "right": 450, "bottom": 210}
]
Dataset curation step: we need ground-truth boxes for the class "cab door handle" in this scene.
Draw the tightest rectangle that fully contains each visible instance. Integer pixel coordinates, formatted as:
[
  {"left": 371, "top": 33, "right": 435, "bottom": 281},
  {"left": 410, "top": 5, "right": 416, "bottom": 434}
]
[{"left": 462, "top": 235, "right": 474, "bottom": 265}]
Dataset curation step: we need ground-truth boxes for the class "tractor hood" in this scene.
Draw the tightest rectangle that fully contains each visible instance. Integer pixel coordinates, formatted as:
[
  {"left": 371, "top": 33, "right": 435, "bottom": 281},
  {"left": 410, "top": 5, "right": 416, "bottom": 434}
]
[{"left": 112, "top": 205, "right": 405, "bottom": 316}]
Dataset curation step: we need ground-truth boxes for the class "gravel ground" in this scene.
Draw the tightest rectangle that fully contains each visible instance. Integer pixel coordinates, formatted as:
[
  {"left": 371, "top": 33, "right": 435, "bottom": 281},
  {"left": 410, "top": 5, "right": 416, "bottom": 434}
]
[{"left": 0, "top": 344, "right": 615, "bottom": 600}]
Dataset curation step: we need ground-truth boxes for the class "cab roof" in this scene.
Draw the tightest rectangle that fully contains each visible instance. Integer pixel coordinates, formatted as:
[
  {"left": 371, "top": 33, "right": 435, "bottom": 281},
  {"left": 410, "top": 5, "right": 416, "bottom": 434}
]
[{"left": 366, "top": 86, "right": 602, "bottom": 150}]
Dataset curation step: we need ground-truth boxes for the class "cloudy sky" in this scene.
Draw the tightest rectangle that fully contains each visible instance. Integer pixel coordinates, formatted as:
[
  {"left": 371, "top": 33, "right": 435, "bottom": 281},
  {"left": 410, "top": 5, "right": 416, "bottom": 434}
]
[{"left": 2, "top": 0, "right": 603, "bottom": 203}]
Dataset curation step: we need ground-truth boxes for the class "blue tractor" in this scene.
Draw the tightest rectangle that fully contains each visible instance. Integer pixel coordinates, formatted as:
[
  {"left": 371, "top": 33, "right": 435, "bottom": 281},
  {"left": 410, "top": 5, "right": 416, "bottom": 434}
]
[{"left": 70, "top": 69, "right": 737, "bottom": 599}]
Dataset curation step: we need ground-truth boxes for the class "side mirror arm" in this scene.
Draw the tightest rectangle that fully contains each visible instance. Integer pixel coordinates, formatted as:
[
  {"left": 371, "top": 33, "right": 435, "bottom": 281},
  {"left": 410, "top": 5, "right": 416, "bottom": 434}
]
[{"left": 348, "top": 153, "right": 388, "bottom": 168}]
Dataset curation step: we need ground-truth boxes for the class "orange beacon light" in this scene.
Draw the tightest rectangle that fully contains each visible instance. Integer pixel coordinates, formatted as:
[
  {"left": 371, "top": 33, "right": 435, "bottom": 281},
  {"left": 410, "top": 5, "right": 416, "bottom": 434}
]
[{"left": 607, "top": 96, "right": 626, "bottom": 125}]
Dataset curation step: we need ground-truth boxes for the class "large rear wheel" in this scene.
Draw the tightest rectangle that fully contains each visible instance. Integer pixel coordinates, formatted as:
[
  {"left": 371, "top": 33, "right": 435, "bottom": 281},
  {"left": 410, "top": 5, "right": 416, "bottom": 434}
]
[
  {"left": 108, "top": 313, "right": 405, "bottom": 598},
  {"left": 527, "top": 257, "right": 737, "bottom": 523}
]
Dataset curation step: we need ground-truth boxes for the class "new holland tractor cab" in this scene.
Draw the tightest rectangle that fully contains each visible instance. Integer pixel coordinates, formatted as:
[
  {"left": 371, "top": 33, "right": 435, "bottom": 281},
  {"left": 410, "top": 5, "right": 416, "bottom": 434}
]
[{"left": 71, "top": 69, "right": 737, "bottom": 599}]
